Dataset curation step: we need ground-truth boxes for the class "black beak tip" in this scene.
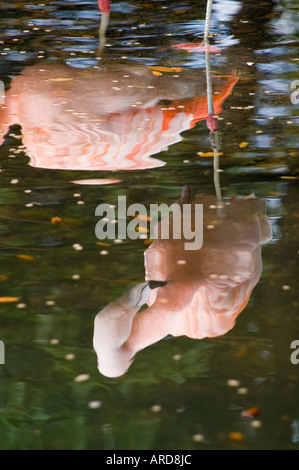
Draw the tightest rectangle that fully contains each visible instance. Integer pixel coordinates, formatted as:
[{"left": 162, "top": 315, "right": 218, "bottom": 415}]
[{"left": 148, "top": 280, "right": 167, "bottom": 290}]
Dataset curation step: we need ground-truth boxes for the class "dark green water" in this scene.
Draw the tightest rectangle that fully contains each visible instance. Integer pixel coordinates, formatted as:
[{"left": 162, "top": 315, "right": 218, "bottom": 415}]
[{"left": 0, "top": 0, "right": 299, "bottom": 450}]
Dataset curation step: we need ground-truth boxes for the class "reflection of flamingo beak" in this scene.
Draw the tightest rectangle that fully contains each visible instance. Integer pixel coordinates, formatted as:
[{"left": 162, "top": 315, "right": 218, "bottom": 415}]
[
  {"left": 148, "top": 280, "right": 167, "bottom": 289},
  {"left": 98, "top": 0, "right": 111, "bottom": 13}
]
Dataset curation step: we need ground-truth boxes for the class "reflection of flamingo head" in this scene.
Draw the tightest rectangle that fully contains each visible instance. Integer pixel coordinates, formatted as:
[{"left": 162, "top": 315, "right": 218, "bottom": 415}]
[
  {"left": 0, "top": 65, "right": 238, "bottom": 171},
  {"left": 94, "top": 193, "right": 272, "bottom": 378}
]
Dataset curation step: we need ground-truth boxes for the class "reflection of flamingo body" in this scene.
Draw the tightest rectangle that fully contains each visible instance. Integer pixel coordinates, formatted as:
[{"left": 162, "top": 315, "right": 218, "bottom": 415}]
[
  {"left": 93, "top": 193, "right": 272, "bottom": 377},
  {"left": 0, "top": 64, "right": 238, "bottom": 171}
]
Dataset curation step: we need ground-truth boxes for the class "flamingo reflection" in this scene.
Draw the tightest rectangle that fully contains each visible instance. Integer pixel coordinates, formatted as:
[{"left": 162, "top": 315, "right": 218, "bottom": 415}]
[
  {"left": 93, "top": 188, "right": 272, "bottom": 378},
  {"left": 0, "top": 65, "right": 238, "bottom": 171}
]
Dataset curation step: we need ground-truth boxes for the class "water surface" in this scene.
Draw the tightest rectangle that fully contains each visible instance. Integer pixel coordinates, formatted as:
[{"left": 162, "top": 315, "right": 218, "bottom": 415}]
[{"left": 0, "top": 0, "right": 299, "bottom": 450}]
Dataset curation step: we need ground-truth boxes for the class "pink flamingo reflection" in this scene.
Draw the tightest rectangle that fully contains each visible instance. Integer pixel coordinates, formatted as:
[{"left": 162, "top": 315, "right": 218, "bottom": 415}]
[
  {"left": 0, "top": 64, "right": 238, "bottom": 171},
  {"left": 93, "top": 190, "right": 272, "bottom": 378}
]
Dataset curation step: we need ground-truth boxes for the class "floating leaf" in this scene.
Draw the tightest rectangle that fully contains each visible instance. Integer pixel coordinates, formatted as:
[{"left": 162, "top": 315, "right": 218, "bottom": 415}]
[
  {"left": 96, "top": 242, "right": 111, "bottom": 247},
  {"left": 16, "top": 254, "right": 36, "bottom": 261},
  {"left": 172, "top": 43, "right": 220, "bottom": 53},
  {"left": 0, "top": 297, "right": 20, "bottom": 303},
  {"left": 239, "top": 141, "right": 249, "bottom": 149},
  {"left": 136, "top": 214, "right": 152, "bottom": 222},
  {"left": 147, "top": 66, "right": 182, "bottom": 73},
  {"left": 228, "top": 432, "right": 245, "bottom": 442},
  {"left": 241, "top": 407, "right": 260, "bottom": 418},
  {"left": 197, "top": 152, "right": 223, "bottom": 157},
  {"left": 136, "top": 226, "right": 149, "bottom": 233},
  {"left": 51, "top": 217, "right": 62, "bottom": 225}
]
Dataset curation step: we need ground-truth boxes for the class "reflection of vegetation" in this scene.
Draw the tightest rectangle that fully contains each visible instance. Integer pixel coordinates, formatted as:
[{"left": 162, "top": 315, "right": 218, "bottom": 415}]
[
  {"left": 126, "top": 340, "right": 213, "bottom": 385},
  {"left": 0, "top": 337, "right": 213, "bottom": 450}
]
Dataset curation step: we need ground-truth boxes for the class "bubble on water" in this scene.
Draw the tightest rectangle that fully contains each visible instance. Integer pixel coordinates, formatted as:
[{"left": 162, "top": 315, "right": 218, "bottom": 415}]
[
  {"left": 192, "top": 434, "right": 204, "bottom": 442},
  {"left": 150, "top": 405, "right": 162, "bottom": 413},
  {"left": 88, "top": 400, "right": 102, "bottom": 409},
  {"left": 172, "top": 354, "right": 182, "bottom": 361},
  {"left": 50, "top": 338, "right": 60, "bottom": 345},
  {"left": 73, "top": 243, "right": 83, "bottom": 251},
  {"left": 65, "top": 353, "right": 75, "bottom": 361},
  {"left": 74, "top": 374, "right": 90, "bottom": 383},
  {"left": 227, "top": 379, "right": 241, "bottom": 387},
  {"left": 251, "top": 420, "right": 262, "bottom": 428},
  {"left": 17, "top": 303, "right": 26, "bottom": 309}
]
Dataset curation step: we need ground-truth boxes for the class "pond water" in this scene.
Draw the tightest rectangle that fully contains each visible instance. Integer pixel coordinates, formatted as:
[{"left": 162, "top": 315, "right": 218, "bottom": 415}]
[{"left": 0, "top": 0, "right": 299, "bottom": 451}]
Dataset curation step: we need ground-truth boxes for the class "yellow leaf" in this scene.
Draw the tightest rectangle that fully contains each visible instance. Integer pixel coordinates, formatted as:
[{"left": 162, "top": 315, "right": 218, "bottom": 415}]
[
  {"left": 136, "top": 226, "right": 149, "bottom": 233},
  {"left": 239, "top": 141, "right": 248, "bottom": 149},
  {"left": 0, "top": 297, "right": 20, "bottom": 303},
  {"left": 197, "top": 152, "right": 223, "bottom": 157},
  {"left": 96, "top": 242, "right": 111, "bottom": 247},
  {"left": 147, "top": 66, "right": 182, "bottom": 73},
  {"left": 51, "top": 216, "right": 62, "bottom": 225},
  {"left": 136, "top": 214, "right": 152, "bottom": 222},
  {"left": 16, "top": 254, "right": 36, "bottom": 261},
  {"left": 228, "top": 432, "right": 245, "bottom": 443}
]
